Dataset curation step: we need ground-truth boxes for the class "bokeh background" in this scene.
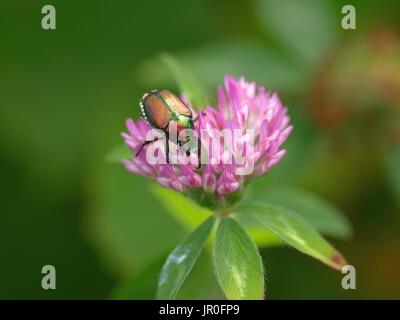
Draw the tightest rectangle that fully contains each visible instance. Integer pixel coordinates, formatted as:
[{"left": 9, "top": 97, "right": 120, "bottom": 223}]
[{"left": 1, "top": 0, "right": 399, "bottom": 299}]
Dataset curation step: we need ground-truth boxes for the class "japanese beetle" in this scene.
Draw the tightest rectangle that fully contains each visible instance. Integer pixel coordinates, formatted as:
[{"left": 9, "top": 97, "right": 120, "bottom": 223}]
[{"left": 136, "top": 89, "right": 201, "bottom": 167}]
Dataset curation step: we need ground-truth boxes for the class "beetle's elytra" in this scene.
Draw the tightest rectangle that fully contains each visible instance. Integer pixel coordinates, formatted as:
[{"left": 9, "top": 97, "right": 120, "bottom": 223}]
[{"left": 140, "top": 89, "right": 193, "bottom": 131}]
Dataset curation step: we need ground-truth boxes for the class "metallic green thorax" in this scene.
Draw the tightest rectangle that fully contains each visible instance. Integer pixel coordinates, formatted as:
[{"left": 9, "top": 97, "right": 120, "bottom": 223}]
[{"left": 173, "top": 113, "right": 194, "bottom": 131}]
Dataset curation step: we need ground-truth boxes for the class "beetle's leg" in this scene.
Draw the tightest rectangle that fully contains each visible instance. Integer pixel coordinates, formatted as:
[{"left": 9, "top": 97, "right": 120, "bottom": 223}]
[
  {"left": 165, "top": 133, "right": 170, "bottom": 164},
  {"left": 135, "top": 138, "right": 158, "bottom": 157},
  {"left": 196, "top": 133, "right": 202, "bottom": 170}
]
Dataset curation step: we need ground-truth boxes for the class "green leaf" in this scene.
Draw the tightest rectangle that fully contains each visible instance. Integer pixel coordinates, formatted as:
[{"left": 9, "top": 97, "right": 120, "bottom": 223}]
[
  {"left": 214, "top": 217, "right": 264, "bottom": 300},
  {"left": 152, "top": 185, "right": 212, "bottom": 231},
  {"left": 153, "top": 185, "right": 282, "bottom": 247},
  {"left": 176, "top": 253, "right": 223, "bottom": 299},
  {"left": 157, "top": 216, "right": 215, "bottom": 300},
  {"left": 160, "top": 53, "right": 209, "bottom": 108},
  {"left": 246, "top": 227, "right": 283, "bottom": 247},
  {"left": 247, "top": 186, "right": 352, "bottom": 239},
  {"left": 235, "top": 211, "right": 283, "bottom": 247},
  {"left": 111, "top": 252, "right": 223, "bottom": 300},
  {"left": 236, "top": 203, "right": 347, "bottom": 270},
  {"left": 105, "top": 144, "right": 131, "bottom": 163}
]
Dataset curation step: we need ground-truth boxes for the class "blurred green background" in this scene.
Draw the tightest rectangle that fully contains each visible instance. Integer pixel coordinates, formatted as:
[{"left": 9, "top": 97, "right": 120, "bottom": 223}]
[{"left": 1, "top": 0, "right": 399, "bottom": 299}]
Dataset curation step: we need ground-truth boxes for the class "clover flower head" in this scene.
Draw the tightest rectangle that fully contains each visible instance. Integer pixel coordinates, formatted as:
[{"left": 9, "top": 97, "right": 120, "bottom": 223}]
[{"left": 121, "top": 76, "right": 292, "bottom": 208}]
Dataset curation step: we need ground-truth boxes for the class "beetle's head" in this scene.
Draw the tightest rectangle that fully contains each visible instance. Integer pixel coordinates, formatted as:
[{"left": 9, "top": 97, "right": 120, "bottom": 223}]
[{"left": 175, "top": 115, "right": 197, "bottom": 152}]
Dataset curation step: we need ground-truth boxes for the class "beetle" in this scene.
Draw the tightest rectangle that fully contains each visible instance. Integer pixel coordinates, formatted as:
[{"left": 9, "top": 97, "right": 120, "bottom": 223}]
[{"left": 136, "top": 89, "right": 201, "bottom": 167}]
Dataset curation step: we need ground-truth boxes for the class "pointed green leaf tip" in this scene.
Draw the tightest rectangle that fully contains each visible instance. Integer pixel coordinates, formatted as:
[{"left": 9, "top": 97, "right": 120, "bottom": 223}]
[
  {"left": 236, "top": 203, "right": 347, "bottom": 270},
  {"left": 214, "top": 217, "right": 265, "bottom": 300},
  {"left": 160, "top": 52, "right": 209, "bottom": 108},
  {"left": 157, "top": 216, "right": 215, "bottom": 300}
]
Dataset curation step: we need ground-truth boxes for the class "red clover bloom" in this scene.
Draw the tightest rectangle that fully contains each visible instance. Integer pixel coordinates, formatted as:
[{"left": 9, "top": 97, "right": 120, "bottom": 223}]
[{"left": 121, "top": 76, "right": 292, "bottom": 208}]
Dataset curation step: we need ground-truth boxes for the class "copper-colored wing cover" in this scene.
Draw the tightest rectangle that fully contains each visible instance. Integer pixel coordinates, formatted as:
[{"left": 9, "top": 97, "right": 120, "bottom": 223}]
[
  {"left": 142, "top": 92, "right": 172, "bottom": 129},
  {"left": 160, "top": 90, "right": 192, "bottom": 117}
]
